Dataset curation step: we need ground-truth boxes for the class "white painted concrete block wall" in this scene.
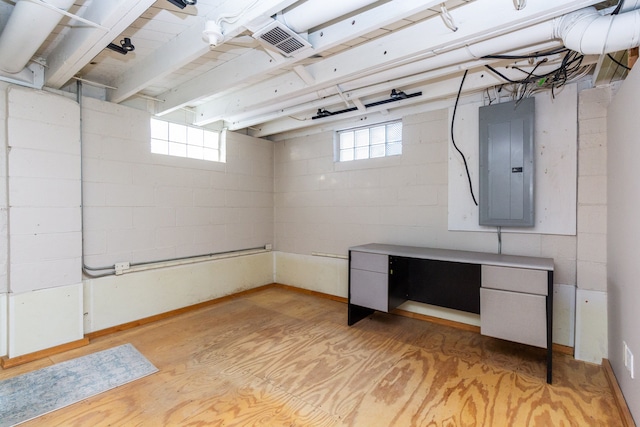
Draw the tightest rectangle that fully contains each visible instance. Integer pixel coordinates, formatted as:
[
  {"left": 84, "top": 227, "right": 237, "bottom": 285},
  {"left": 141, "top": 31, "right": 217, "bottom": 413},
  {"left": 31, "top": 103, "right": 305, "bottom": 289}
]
[
  {"left": 4, "top": 86, "right": 83, "bottom": 357},
  {"left": 0, "top": 85, "right": 7, "bottom": 295},
  {"left": 274, "top": 92, "right": 582, "bottom": 344},
  {"left": 0, "top": 84, "right": 7, "bottom": 357},
  {"left": 577, "top": 86, "right": 609, "bottom": 291},
  {"left": 80, "top": 97, "right": 275, "bottom": 332},
  {"left": 274, "top": 103, "right": 578, "bottom": 282},
  {"left": 81, "top": 97, "right": 274, "bottom": 268},
  {"left": 7, "top": 87, "right": 82, "bottom": 293},
  {"left": 574, "top": 86, "right": 611, "bottom": 363}
]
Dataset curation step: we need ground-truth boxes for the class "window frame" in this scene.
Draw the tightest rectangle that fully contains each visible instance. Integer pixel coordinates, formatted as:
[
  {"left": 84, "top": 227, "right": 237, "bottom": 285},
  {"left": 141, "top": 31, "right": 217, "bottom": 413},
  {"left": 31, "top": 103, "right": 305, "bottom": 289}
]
[
  {"left": 150, "top": 118, "right": 225, "bottom": 163},
  {"left": 335, "top": 120, "right": 403, "bottom": 162}
]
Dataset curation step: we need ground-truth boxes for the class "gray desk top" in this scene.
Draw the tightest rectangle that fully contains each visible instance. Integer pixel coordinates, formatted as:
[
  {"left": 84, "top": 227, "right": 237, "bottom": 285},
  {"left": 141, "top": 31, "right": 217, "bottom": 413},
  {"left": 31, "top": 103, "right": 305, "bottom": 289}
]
[{"left": 349, "top": 243, "right": 554, "bottom": 271}]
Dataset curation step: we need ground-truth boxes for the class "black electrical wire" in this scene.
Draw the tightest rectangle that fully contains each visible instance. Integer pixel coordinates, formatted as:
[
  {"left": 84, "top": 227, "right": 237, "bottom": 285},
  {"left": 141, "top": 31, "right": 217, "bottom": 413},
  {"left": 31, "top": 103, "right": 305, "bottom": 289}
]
[
  {"left": 612, "top": 0, "right": 624, "bottom": 15},
  {"left": 450, "top": 70, "right": 478, "bottom": 206},
  {"left": 481, "top": 47, "right": 568, "bottom": 60},
  {"left": 608, "top": 53, "right": 631, "bottom": 71},
  {"left": 484, "top": 49, "right": 588, "bottom": 103}
]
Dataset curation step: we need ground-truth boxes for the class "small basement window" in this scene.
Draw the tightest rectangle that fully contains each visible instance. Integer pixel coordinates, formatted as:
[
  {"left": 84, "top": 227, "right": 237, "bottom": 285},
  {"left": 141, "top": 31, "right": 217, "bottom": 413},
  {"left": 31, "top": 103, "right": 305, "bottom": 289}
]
[
  {"left": 336, "top": 120, "right": 402, "bottom": 162},
  {"left": 150, "top": 118, "right": 225, "bottom": 162}
]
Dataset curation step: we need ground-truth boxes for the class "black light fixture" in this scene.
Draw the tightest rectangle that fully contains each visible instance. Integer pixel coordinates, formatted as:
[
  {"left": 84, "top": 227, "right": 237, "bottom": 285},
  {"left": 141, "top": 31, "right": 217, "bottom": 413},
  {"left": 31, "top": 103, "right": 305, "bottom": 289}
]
[
  {"left": 390, "top": 89, "right": 407, "bottom": 99},
  {"left": 166, "top": 0, "right": 197, "bottom": 9},
  {"left": 312, "top": 89, "right": 422, "bottom": 120},
  {"left": 107, "top": 37, "right": 135, "bottom": 55}
]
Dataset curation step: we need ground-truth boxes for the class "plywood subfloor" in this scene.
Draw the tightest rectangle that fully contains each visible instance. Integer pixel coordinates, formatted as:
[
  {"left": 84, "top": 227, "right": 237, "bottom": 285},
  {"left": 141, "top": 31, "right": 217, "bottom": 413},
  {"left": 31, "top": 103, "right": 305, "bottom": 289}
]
[{"left": 1, "top": 287, "right": 623, "bottom": 426}]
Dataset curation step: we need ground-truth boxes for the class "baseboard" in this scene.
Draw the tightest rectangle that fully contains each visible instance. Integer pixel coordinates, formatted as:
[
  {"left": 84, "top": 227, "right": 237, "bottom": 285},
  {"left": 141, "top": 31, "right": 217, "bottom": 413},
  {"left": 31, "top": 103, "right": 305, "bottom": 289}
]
[
  {"left": 603, "top": 359, "right": 637, "bottom": 427},
  {"left": 392, "top": 307, "right": 481, "bottom": 333},
  {"left": 553, "top": 343, "right": 574, "bottom": 356},
  {"left": 1, "top": 283, "right": 576, "bottom": 370},
  {"left": 272, "top": 283, "right": 348, "bottom": 303},
  {"left": 0, "top": 338, "right": 90, "bottom": 369}
]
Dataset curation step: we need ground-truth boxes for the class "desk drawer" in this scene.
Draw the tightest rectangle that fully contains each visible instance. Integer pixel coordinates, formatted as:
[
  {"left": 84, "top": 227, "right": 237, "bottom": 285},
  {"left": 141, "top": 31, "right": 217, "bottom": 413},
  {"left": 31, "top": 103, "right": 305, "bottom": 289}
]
[
  {"left": 480, "top": 288, "right": 547, "bottom": 348},
  {"left": 350, "top": 269, "right": 388, "bottom": 312},
  {"left": 482, "top": 265, "right": 548, "bottom": 295},
  {"left": 351, "top": 251, "right": 388, "bottom": 274}
]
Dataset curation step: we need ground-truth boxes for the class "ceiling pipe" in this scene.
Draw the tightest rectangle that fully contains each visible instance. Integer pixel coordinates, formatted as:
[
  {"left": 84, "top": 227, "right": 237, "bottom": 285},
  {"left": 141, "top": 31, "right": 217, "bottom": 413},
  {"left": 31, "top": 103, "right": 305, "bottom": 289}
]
[
  {"left": 277, "top": 0, "right": 378, "bottom": 33},
  {"left": 217, "top": 6, "right": 640, "bottom": 129},
  {"left": 555, "top": 6, "right": 640, "bottom": 54},
  {"left": 0, "top": 0, "right": 75, "bottom": 74},
  {"left": 224, "top": 42, "right": 565, "bottom": 130}
]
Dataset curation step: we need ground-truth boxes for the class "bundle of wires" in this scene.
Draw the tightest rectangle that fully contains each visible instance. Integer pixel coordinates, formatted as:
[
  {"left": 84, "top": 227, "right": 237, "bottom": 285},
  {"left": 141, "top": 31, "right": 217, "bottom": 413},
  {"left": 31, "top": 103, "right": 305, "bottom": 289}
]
[{"left": 482, "top": 48, "right": 594, "bottom": 103}]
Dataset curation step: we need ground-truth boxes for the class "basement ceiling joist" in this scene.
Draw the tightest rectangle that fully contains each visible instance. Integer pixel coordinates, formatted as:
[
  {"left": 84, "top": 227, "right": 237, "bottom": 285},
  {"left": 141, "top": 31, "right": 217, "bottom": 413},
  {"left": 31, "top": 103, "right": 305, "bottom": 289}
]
[
  {"left": 0, "top": 0, "right": 634, "bottom": 138},
  {"left": 151, "top": 0, "right": 445, "bottom": 115},
  {"left": 190, "top": 0, "right": 604, "bottom": 126}
]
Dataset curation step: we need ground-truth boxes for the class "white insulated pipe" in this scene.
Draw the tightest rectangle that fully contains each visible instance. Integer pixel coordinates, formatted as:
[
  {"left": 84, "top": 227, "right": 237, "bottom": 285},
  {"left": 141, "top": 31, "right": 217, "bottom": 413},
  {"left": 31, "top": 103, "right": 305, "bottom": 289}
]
[
  {"left": 0, "top": 0, "right": 75, "bottom": 74},
  {"left": 278, "top": 0, "right": 379, "bottom": 33},
  {"left": 555, "top": 6, "right": 640, "bottom": 55}
]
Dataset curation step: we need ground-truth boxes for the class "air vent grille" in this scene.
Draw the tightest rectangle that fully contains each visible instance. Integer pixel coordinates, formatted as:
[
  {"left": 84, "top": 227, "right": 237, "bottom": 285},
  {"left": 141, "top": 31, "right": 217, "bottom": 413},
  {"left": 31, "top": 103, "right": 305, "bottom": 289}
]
[
  {"left": 261, "top": 27, "right": 290, "bottom": 45},
  {"left": 252, "top": 20, "right": 311, "bottom": 57}
]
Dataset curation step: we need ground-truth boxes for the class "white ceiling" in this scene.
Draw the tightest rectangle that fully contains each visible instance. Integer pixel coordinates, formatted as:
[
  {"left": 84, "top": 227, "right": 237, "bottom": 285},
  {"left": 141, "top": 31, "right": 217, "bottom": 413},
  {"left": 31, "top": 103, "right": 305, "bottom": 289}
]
[{"left": 0, "top": 0, "right": 634, "bottom": 139}]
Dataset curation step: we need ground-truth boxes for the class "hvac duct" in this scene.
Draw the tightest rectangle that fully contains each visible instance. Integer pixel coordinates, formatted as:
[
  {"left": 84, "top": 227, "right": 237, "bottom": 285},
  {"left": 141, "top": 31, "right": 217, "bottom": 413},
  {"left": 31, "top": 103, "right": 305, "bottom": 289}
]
[
  {"left": 0, "top": 0, "right": 75, "bottom": 74},
  {"left": 278, "top": 0, "right": 378, "bottom": 33},
  {"left": 556, "top": 6, "right": 640, "bottom": 55}
]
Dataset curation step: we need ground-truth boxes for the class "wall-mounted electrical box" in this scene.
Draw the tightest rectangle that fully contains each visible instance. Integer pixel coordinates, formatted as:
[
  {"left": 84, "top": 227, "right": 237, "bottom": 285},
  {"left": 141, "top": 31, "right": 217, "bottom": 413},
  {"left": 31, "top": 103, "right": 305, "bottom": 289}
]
[{"left": 479, "top": 98, "right": 535, "bottom": 227}]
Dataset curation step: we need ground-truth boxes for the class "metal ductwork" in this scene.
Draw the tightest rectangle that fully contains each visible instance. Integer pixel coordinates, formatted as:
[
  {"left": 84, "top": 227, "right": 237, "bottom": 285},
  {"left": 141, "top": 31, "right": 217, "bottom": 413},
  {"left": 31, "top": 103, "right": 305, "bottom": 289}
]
[
  {"left": 0, "top": 0, "right": 75, "bottom": 74},
  {"left": 277, "top": 0, "right": 378, "bottom": 33},
  {"left": 249, "top": 0, "right": 378, "bottom": 58},
  {"left": 555, "top": 6, "right": 640, "bottom": 55}
]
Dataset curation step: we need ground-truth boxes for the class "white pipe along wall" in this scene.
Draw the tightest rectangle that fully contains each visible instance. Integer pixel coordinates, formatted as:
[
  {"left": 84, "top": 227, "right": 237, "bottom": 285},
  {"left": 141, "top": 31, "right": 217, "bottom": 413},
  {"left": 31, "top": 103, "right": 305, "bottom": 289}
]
[
  {"left": 556, "top": 6, "right": 640, "bottom": 54},
  {"left": 0, "top": 0, "right": 75, "bottom": 74}
]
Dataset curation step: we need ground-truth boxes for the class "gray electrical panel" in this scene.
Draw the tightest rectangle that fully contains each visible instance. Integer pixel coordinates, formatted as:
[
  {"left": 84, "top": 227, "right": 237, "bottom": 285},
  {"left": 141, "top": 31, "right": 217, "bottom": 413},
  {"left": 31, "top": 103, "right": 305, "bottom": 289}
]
[{"left": 479, "top": 98, "right": 534, "bottom": 227}]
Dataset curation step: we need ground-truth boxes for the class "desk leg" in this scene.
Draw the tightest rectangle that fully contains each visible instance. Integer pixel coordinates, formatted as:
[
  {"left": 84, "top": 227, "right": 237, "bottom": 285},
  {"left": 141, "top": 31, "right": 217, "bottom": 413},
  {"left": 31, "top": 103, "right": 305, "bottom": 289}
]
[
  {"left": 546, "top": 271, "right": 554, "bottom": 384},
  {"left": 348, "top": 303, "right": 374, "bottom": 326}
]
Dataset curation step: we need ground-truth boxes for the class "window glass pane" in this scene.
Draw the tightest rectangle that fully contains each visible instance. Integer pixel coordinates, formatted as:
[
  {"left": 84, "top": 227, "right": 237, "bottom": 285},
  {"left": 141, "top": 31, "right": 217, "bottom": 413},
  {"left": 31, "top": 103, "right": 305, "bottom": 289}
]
[
  {"left": 340, "top": 149, "right": 354, "bottom": 162},
  {"left": 150, "top": 119, "right": 168, "bottom": 140},
  {"left": 203, "top": 148, "right": 219, "bottom": 161},
  {"left": 386, "top": 141, "right": 402, "bottom": 156},
  {"left": 187, "top": 144, "right": 204, "bottom": 159},
  {"left": 335, "top": 120, "right": 402, "bottom": 163},
  {"left": 387, "top": 122, "right": 402, "bottom": 142},
  {"left": 169, "top": 123, "right": 187, "bottom": 144},
  {"left": 355, "top": 129, "right": 369, "bottom": 147},
  {"left": 355, "top": 146, "right": 369, "bottom": 160},
  {"left": 151, "top": 139, "right": 168, "bottom": 154},
  {"left": 370, "top": 126, "right": 385, "bottom": 144},
  {"left": 340, "top": 132, "right": 354, "bottom": 149},
  {"left": 149, "top": 118, "right": 222, "bottom": 162},
  {"left": 203, "top": 131, "right": 219, "bottom": 149},
  {"left": 188, "top": 127, "right": 204, "bottom": 147},
  {"left": 169, "top": 141, "right": 187, "bottom": 157},
  {"left": 370, "top": 143, "right": 385, "bottom": 158}
]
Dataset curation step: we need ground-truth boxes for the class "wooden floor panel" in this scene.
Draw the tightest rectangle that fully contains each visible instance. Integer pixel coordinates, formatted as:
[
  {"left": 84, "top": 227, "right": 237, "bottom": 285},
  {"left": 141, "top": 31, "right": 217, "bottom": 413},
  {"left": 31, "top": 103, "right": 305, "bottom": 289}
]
[{"left": 3, "top": 287, "right": 624, "bottom": 426}]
